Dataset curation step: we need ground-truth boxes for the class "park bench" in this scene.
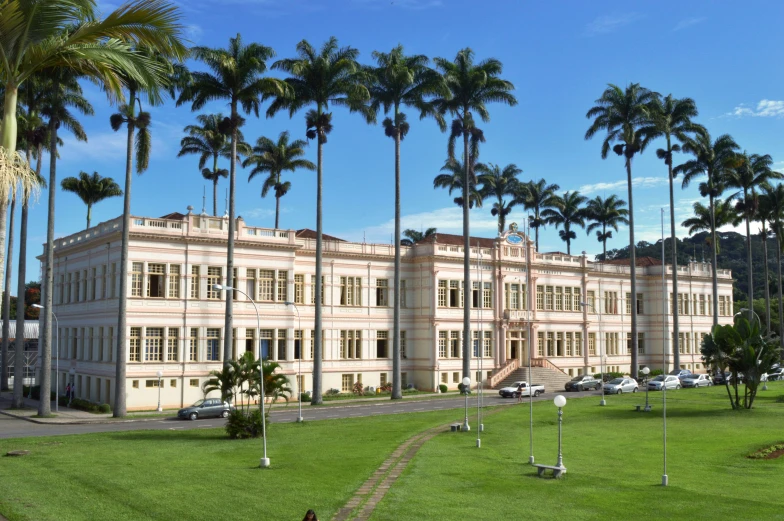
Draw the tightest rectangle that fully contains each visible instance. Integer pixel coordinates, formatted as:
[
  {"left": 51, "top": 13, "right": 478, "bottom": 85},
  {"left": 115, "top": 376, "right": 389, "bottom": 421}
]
[
  {"left": 634, "top": 404, "right": 653, "bottom": 412},
  {"left": 450, "top": 423, "right": 461, "bottom": 432},
  {"left": 533, "top": 464, "right": 566, "bottom": 479}
]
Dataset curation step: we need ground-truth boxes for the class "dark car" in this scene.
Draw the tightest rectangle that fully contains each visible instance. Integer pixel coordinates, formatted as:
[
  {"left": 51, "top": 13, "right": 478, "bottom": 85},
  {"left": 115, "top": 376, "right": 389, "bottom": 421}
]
[
  {"left": 669, "top": 369, "right": 692, "bottom": 380},
  {"left": 177, "top": 398, "right": 231, "bottom": 421},
  {"left": 713, "top": 371, "right": 730, "bottom": 385},
  {"left": 564, "top": 375, "right": 601, "bottom": 392}
]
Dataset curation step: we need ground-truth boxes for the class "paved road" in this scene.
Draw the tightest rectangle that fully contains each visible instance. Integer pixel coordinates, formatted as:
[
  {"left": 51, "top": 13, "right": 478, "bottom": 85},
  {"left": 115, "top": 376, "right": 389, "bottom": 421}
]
[{"left": 0, "top": 391, "right": 594, "bottom": 439}]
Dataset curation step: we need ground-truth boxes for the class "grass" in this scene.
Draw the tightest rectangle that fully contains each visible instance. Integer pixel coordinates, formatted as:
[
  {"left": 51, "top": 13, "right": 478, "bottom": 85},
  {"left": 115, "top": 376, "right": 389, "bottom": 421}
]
[
  {"left": 368, "top": 382, "right": 784, "bottom": 520},
  {"left": 0, "top": 408, "right": 465, "bottom": 521}
]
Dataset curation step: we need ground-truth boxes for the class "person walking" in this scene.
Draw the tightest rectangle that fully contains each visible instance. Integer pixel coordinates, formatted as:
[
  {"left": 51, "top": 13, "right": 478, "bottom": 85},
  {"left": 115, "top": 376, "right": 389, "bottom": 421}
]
[
  {"left": 516, "top": 383, "right": 525, "bottom": 403},
  {"left": 302, "top": 509, "right": 318, "bottom": 521}
]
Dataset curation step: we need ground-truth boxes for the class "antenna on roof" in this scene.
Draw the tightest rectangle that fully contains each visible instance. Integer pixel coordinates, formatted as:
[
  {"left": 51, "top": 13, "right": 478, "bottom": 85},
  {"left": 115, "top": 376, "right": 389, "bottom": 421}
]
[{"left": 363, "top": 231, "right": 366, "bottom": 244}]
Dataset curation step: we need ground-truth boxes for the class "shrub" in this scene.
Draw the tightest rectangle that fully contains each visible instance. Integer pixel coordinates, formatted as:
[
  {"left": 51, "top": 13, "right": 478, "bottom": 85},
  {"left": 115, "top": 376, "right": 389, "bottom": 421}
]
[
  {"left": 98, "top": 403, "right": 112, "bottom": 413},
  {"left": 458, "top": 383, "right": 472, "bottom": 395},
  {"left": 439, "top": 384, "right": 448, "bottom": 393},
  {"left": 57, "top": 396, "right": 69, "bottom": 407},
  {"left": 352, "top": 381, "right": 365, "bottom": 396},
  {"left": 325, "top": 388, "right": 340, "bottom": 396},
  {"left": 649, "top": 369, "right": 664, "bottom": 377},
  {"left": 69, "top": 398, "right": 100, "bottom": 413},
  {"left": 593, "top": 372, "right": 625, "bottom": 382},
  {"left": 300, "top": 392, "right": 312, "bottom": 403},
  {"left": 225, "top": 409, "right": 267, "bottom": 439},
  {"left": 378, "top": 382, "right": 392, "bottom": 393}
]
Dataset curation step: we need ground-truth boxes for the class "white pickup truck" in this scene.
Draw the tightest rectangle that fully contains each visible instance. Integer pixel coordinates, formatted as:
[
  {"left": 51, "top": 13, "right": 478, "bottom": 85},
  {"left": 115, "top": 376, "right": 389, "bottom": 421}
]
[{"left": 498, "top": 381, "right": 545, "bottom": 399}]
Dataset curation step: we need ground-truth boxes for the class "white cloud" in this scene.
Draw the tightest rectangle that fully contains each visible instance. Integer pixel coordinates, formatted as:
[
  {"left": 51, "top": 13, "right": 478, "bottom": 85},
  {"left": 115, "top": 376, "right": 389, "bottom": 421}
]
[
  {"left": 726, "top": 99, "right": 784, "bottom": 118},
  {"left": 185, "top": 24, "right": 203, "bottom": 43},
  {"left": 583, "top": 13, "right": 643, "bottom": 36},
  {"left": 673, "top": 17, "right": 706, "bottom": 31},
  {"left": 577, "top": 176, "right": 668, "bottom": 195},
  {"left": 243, "top": 208, "right": 275, "bottom": 219}
]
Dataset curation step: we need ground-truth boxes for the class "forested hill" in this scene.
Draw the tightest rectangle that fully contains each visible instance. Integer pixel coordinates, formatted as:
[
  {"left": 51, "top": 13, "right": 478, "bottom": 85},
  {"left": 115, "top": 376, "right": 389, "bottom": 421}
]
[{"left": 598, "top": 231, "right": 776, "bottom": 302}]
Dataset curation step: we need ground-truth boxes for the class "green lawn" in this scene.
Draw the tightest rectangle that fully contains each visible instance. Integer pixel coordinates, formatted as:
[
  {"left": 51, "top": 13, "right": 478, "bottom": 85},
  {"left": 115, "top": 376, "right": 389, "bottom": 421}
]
[
  {"left": 369, "top": 382, "right": 784, "bottom": 520},
  {"left": 0, "top": 409, "right": 464, "bottom": 521}
]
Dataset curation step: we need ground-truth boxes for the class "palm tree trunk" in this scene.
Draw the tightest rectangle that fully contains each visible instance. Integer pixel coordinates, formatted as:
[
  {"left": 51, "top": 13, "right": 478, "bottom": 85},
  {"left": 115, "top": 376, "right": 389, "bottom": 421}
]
[
  {"left": 13, "top": 170, "right": 31, "bottom": 408},
  {"left": 1, "top": 192, "right": 16, "bottom": 392},
  {"left": 114, "top": 90, "right": 137, "bottom": 417},
  {"left": 744, "top": 196, "right": 754, "bottom": 323},
  {"left": 86, "top": 203, "right": 92, "bottom": 230},
  {"left": 311, "top": 109, "right": 324, "bottom": 406},
  {"left": 762, "top": 223, "right": 771, "bottom": 328},
  {"left": 668, "top": 154, "right": 680, "bottom": 369},
  {"left": 625, "top": 158, "right": 638, "bottom": 378},
  {"left": 461, "top": 128, "right": 471, "bottom": 382},
  {"left": 709, "top": 193, "right": 719, "bottom": 326},
  {"left": 777, "top": 233, "right": 783, "bottom": 350},
  {"left": 212, "top": 175, "right": 218, "bottom": 217},
  {"left": 0, "top": 85, "right": 20, "bottom": 322},
  {"left": 534, "top": 210, "right": 540, "bottom": 251},
  {"left": 223, "top": 103, "right": 238, "bottom": 368},
  {"left": 274, "top": 172, "right": 281, "bottom": 230},
  {"left": 391, "top": 107, "right": 402, "bottom": 400}
]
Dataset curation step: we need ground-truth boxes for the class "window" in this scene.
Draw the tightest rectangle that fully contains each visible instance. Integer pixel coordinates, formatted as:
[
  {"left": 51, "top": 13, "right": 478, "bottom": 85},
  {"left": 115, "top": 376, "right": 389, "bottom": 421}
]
[
  {"left": 75, "top": 271, "right": 81, "bottom": 301},
  {"left": 441, "top": 373, "right": 448, "bottom": 384},
  {"left": 255, "top": 269, "right": 273, "bottom": 301},
  {"left": 294, "top": 274, "right": 304, "bottom": 304},
  {"left": 450, "top": 331, "right": 460, "bottom": 358},
  {"left": 375, "top": 278, "right": 389, "bottom": 306},
  {"left": 438, "top": 331, "right": 447, "bottom": 358},
  {"left": 483, "top": 331, "right": 492, "bottom": 357},
  {"left": 190, "top": 266, "right": 200, "bottom": 299},
  {"left": 588, "top": 332, "right": 596, "bottom": 356},
  {"left": 626, "top": 292, "right": 632, "bottom": 315},
  {"left": 341, "top": 374, "right": 354, "bottom": 392},
  {"left": 91, "top": 267, "right": 97, "bottom": 300},
  {"left": 604, "top": 291, "right": 618, "bottom": 314},
  {"left": 340, "top": 330, "right": 362, "bottom": 359},
  {"left": 246, "top": 269, "right": 257, "bottom": 300},
  {"left": 245, "top": 328, "right": 256, "bottom": 354},
  {"left": 638, "top": 332, "right": 645, "bottom": 355},
  {"left": 506, "top": 283, "right": 526, "bottom": 310},
  {"left": 376, "top": 331, "right": 389, "bottom": 358},
  {"left": 66, "top": 273, "right": 72, "bottom": 303},
  {"left": 311, "top": 275, "right": 324, "bottom": 305},
  {"left": 546, "top": 332, "right": 554, "bottom": 356},
  {"left": 189, "top": 379, "right": 199, "bottom": 387},
  {"left": 438, "top": 280, "right": 447, "bottom": 307},
  {"left": 380, "top": 373, "right": 388, "bottom": 386},
  {"left": 294, "top": 330, "right": 303, "bottom": 359},
  {"left": 401, "top": 372, "right": 408, "bottom": 388},
  {"left": 145, "top": 379, "right": 160, "bottom": 388},
  {"left": 452, "top": 372, "right": 459, "bottom": 383},
  {"left": 565, "top": 332, "right": 573, "bottom": 356},
  {"left": 440, "top": 280, "right": 462, "bottom": 307},
  {"left": 167, "top": 328, "right": 178, "bottom": 362},
  {"left": 575, "top": 332, "right": 582, "bottom": 356},
  {"left": 483, "top": 282, "right": 492, "bottom": 309},
  {"left": 545, "top": 286, "right": 554, "bottom": 310},
  {"left": 132, "top": 380, "right": 139, "bottom": 389},
  {"left": 145, "top": 328, "right": 163, "bottom": 362},
  {"left": 400, "top": 280, "right": 407, "bottom": 308},
  {"left": 168, "top": 265, "right": 180, "bottom": 298},
  {"left": 110, "top": 263, "right": 118, "bottom": 299},
  {"left": 536, "top": 285, "right": 544, "bottom": 310},
  {"left": 699, "top": 294, "right": 706, "bottom": 315},
  {"left": 555, "top": 287, "right": 563, "bottom": 311},
  {"left": 537, "top": 332, "right": 544, "bottom": 356},
  {"left": 207, "top": 267, "right": 221, "bottom": 299},
  {"left": 472, "top": 331, "right": 480, "bottom": 357},
  {"left": 572, "top": 287, "right": 581, "bottom": 311},
  {"left": 129, "top": 327, "right": 141, "bottom": 362},
  {"left": 147, "top": 263, "right": 165, "bottom": 298},
  {"left": 400, "top": 331, "right": 407, "bottom": 359},
  {"left": 472, "top": 282, "right": 480, "bottom": 308},
  {"left": 563, "top": 287, "right": 572, "bottom": 311},
  {"left": 340, "top": 276, "right": 362, "bottom": 306},
  {"left": 170, "top": 379, "right": 177, "bottom": 388},
  {"left": 637, "top": 293, "right": 644, "bottom": 314},
  {"left": 277, "top": 329, "right": 287, "bottom": 360},
  {"left": 277, "top": 271, "right": 288, "bottom": 302},
  {"left": 206, "top": 328, "right": 220, "bottom": 361},
  {"left": 131, "top": 262, "right": 143, "bottom": 297},
  {"left": 189, "top": 328, "right": 198, "bottom": 362},
  {"left": 587, "top": 290, "right": 595, "bottom": 312}
]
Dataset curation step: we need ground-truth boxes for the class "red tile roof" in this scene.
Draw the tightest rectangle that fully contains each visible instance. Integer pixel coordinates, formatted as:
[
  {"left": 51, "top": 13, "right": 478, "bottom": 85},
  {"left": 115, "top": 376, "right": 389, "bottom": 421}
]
[
  {"left": 160, "top": 212, "right": 186, "bottom": 220},
  {"left": 599, "top": 256, "right": 663, "bottom": 267},
  {"left": 296, "top": 229, "right": 346, "bottom": 242},
  {"left": 423, "top": 233, "right": 496, "bottom": 248}
]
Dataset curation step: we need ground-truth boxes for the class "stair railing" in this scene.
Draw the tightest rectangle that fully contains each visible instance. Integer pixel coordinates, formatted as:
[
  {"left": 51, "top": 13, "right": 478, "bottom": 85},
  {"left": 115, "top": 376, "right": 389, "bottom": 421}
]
[{"left": 488, "top": 359, "right": 519, "bottom": 388}]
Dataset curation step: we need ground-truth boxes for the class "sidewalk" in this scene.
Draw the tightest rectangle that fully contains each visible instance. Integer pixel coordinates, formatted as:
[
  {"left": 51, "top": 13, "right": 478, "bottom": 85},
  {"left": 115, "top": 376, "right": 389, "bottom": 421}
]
[{"left": 0, "top": 392, "right": 167, "bottom": 425}]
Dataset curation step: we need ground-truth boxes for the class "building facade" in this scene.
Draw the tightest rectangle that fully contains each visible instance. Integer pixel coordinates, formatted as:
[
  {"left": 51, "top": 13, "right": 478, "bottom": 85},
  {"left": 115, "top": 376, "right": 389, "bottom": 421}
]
[{"left": 39, "top": 210, "right": 734, "bottom": 410}]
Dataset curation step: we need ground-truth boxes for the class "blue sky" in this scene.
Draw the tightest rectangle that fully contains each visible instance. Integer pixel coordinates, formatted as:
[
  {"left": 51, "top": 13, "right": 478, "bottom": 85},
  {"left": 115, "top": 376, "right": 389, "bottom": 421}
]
[{"left": 12, "top": 0, "right": 784, "bottom": 288}]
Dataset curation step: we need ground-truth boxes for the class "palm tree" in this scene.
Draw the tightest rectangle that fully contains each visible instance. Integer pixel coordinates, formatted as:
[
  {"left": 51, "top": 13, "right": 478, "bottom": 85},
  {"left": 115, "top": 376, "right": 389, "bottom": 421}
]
[
  {"left": 585, "top": 83, "right": 658, "bottom": 378},
  {"left": 267, "top": 37, "right": 374, "bottom": 405},
  {"left": 61, "top": 172, "right": 123, "bottom": 229},
  {"left": 177, "top": 114, "right": 250, "bottom": 216},
  {"left": 242, "top": 131, "right": 315, "bottom": 229},
  {"left": 542, "top": 191, "right": 587, "bottom": 255},
  {"left": 403, "top": 228, "right": 437, "bottom": 242},
  {"left": 0, "top": 2, "right": 183, "bottom": 338},
  {"left": 179, "top": 34, "right": 284, "bottom": 378},
  {"left": 681, "top": 199, "right": 741, "bottom": 253},
  {"left": 650, "top": 94, "right": 703, "bottom": 368},
  {"left": 516, "top": 179, "right": 560, "bottom": 251},
  {"left": 756, "top": 196, "right": 774, "bottom": 327},
  {"left": 367, "top": 45, "right": 446, "bottom": 400},
  {"left": 259, "top": 360, "right": 292, "bottom": 412},
  {"left": 724, "top": 152, "right": 780, "bottom": 322},
  {"left": 434, "top": 157, "right": 486, "bottom": 209},
  {"left": 585, "top": 195, "right": 629, "bottom": 262},
  {"left": 675, "top": 132, "right": 740, "bottom": 325},
  {"left": 432, "top": 48, "right": 517, "bottom": 381},
  {"left": 760, "top": 183, "right": 784, "bottom": 348},
  {"left": 477, "top": 163, "right": 522, "bottom": 235}
]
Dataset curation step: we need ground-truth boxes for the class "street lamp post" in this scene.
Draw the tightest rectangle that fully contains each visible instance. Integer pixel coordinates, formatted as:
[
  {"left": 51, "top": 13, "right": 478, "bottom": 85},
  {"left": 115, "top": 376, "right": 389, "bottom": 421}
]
[
  {"left": 641, "top": 366, "right": 651, "bottom": 412},
  {"left": 68, "top": 368, "right": 75, "bottom": 406},
  {"left": 284, "top": 301, "right": 304, "bottom": 423},
  {"left": 156, "top": 370, "right": 163, "bottom": 412},
  {"left": 32, "top": 304, "right": 58, "bottom": 412},
  {"left": 461, "top": 376, "right": 471, "bottom": 431},
  {"left": 580, "top": 301, "right": 606, "bottom": 406},
  {"left": 553, "top": 394, "right": 567, "bottom": 471},
  {"left": 213, "top": 284, "right": 270, "bottom": 468}
]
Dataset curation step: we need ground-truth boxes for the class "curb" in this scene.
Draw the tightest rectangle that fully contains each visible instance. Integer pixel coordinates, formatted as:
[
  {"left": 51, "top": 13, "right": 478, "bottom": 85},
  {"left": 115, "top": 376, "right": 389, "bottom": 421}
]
[{"left": 0, "top": 409, "right": 170, "bottom": 425}]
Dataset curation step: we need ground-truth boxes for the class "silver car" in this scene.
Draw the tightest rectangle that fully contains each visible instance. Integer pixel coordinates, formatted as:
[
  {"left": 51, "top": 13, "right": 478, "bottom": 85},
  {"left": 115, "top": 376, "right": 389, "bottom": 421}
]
[
  {"left": 603, "top": 377, "right": 638, "bottom": 394},
  {"left": 648, "top": 375, "right": 681, "bottom": 391},
  {"left": 681, "top": 374, "right": 712, "bottom": 388}
]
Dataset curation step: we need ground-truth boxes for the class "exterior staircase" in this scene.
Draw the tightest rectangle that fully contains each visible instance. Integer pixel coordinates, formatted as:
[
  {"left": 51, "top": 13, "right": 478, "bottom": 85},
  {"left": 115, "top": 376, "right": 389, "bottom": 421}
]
[{"left": 493, "top": 366, "right": 573, "bottom": 395}]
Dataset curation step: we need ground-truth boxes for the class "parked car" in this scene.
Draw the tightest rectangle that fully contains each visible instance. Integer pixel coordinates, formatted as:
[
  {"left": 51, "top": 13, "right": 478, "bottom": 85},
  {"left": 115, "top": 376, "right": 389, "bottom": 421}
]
[
  {"left": 603, "top": 377, "right": 638, "bottom": 394},
  {"left": 669, "top": 369, "right": 692, "bottom": 380},
  {"left": 766, "top": 368, "right": 784, "bottom": 381},
  {"left": 648, "top": 375, "right": 681, "bottom": 391},
  {"left": 713, "top": 371, "right": 730, "bottom": 385},
  {"left": 498, "top": 381, "right": 545, "bottom": 398},
  {"left": 177, "top": 398, "right": 232, "bottom": 421},
  {"left": 681, "top": 374, "right": 712, "bottom": 388},
  {"left": 565, "top": 375, "right": 602, "bottom": 392}
]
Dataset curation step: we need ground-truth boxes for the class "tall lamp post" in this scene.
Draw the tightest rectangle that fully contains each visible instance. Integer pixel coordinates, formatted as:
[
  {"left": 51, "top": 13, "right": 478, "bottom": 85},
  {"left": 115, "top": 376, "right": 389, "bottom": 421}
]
[
  {"left": 32, "top": 304, "right": 58, "bottom": 412},
  {"left": 580, "top": 301, "right": 606, "bottom": 406},
  {"left": 526, "top": 217, "right": 534, "bottom": 465},
  {"left": 461, "top": 376, "right": 470, "bottom": 431},
  {"left": 641, "top": 366, "right": 651, "bottom": 412},
  {"left": 553, "top": 394, "right": 567, "bottom": 472},
  {"left": 284, "top": 301, "right": 304, "bottom": 423},
  {"left": 156, "top": 370, "right": 163, "bottom": 412},
  {"left": 213, "top": 284, "right": 270, "bottom": 468}
]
